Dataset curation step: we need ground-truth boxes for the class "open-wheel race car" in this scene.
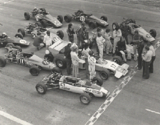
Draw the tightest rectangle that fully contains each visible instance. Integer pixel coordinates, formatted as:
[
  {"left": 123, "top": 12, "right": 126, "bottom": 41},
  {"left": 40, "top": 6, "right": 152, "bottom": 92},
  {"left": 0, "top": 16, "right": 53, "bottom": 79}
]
[
  {"left": 48, "top": 41, "right": 129, "bottom": 80},
  {"left": 35, "top": 72, "right": 110, "bottom": 105},
  {"left": 64, "top": 10, "right": 109, "bottom": 29},
  {"left": 0, "top": 48, "right": 60, "bottom": 76},
  {"left": 0, "top": 33, "right": 30, "bottom": 48},
  {"left": 119, "top": 18, "right": 156, "bottom": 42},
  {"left": 24, "top": 8, "right": 63, "bottom": 28}
]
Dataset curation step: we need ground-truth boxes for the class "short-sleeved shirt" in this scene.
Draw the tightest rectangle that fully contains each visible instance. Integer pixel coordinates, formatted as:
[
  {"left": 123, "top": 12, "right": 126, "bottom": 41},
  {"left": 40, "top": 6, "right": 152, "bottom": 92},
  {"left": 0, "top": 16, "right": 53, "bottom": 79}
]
[{"left": 142, "top": 50, "right": 153, "bottom": 62}]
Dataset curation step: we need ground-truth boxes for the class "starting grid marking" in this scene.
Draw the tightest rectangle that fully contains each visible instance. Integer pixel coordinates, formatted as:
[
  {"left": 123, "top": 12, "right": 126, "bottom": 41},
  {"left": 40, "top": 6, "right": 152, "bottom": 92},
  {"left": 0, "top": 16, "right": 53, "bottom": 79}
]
[{"left": 85, "top": 41, "right": 160, "bottom": 125}]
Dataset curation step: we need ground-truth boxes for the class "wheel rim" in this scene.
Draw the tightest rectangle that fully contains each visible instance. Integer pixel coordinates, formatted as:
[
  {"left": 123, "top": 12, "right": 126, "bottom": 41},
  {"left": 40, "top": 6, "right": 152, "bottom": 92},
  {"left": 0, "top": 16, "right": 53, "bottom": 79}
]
[
  {"left": 37, "top": 86, "right": 44, "bottom": 93},
  {"left": 81, "top": 96, "right": 89, "bottom": 104},
  {"left": 57, "top": 60, "right": 63, "bottom": 68}
]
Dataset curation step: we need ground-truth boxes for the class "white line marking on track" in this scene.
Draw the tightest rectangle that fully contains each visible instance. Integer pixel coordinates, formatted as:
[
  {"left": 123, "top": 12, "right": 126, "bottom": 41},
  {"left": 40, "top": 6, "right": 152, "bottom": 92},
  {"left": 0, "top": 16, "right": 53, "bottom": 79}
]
[
  {"left": 0, "top": 110, "right": 33, "bottom": 125},
  {"left": 3, "top": 0, "right": 15, "bottom": 4},
  {"left": 146, "top": 109, "right": 160, "bottom": 115},
  {"left": 85, "top": 41, "right": 160, "bottom": 125}
]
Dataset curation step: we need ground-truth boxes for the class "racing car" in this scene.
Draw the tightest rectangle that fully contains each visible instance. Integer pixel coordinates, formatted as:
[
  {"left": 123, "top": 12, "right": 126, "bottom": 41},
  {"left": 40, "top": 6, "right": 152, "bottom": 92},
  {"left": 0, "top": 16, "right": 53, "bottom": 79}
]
[
  {"left": 64, "top": 10, "right": 108, "bottom": 29},
  {"left": 35, "top": 72, "right": 110, "bottom": 105},
  {"left": 24, "top": 8, "right": 63, "bottom": 28},
  {"left": 119, "top": 18, "right": 156, "bottom": 42},
  {"left": 0, "top": 33, "right": 30, "bottom": 48},
  {"left": 0, "top": 48, "right": 60, "bottom": 76},
  {"left": 48, "top": 41, "right": 129, "bottom": 80}
]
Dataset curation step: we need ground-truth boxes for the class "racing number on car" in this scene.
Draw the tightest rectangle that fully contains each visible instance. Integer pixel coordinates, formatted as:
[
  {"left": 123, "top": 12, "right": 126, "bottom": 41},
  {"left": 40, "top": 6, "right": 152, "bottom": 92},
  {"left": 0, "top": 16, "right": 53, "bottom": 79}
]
[
  {"left": 19, "top": 39, "right": 26, "bottom": 44},
  {"left": 80, "top": 16, "right": 85, "bottom": 22}
]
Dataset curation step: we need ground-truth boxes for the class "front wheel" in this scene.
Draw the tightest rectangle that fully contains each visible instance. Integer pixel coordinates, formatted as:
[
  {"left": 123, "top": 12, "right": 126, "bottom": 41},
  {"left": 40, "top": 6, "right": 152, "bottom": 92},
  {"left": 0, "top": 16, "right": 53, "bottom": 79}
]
[
  {"left": 29, "top": 66, "right": 40, "bottom": 76},
  {"left": 56, "top": 30, "right": 64, "bottom": 39},
  {"left": 64, "top": 15, "right": 72, "bottom": 23},
  {"left": 92, "top": 77, "right": 103, "bottom": 86},
  {"left": 80, "top": 93, "right": 92, "bottom": 105},
  {"left": 113, "top": 56, "right": 123, "bottom": 65},
  {"left": 99, "top": 70, "right": 110, "bottom": 80},
  {"left": 55, "top": 59, "right": 66, "bottom": 69},
  {"left": 100, "top": 16, "right": 107, "bottom": 21},
  {"left": 150, "top": 29, "right": 157, "bottom": 38},
  {"left": 36, "top": 83, "right": 47, "bottom": 94}
]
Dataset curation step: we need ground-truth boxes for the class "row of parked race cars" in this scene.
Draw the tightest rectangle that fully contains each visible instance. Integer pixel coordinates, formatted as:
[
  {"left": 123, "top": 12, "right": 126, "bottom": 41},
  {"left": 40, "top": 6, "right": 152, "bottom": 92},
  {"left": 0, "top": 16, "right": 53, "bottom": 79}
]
[{"left": 0, "top": 8, "right": 157, "bottom": 105}]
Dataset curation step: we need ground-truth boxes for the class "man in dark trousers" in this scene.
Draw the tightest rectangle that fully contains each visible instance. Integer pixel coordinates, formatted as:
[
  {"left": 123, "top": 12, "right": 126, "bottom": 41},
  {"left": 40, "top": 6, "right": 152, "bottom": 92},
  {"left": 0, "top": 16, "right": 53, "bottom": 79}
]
[
  {"left": 64, "top": 42, "right": 72, "bottom": 75},
  {"left": 142, "top": 46, "right": 153, "bottom": 79},
  {"left": 148, "top": 42, "right": 156, "bottom": 73}
]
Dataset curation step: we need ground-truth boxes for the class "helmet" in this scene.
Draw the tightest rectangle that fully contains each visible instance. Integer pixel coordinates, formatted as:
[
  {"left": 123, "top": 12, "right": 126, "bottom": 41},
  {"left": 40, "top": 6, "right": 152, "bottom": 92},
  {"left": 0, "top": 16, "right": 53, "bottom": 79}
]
[{"left": 2, "top": 32, "right": 7, "bottom": 35}]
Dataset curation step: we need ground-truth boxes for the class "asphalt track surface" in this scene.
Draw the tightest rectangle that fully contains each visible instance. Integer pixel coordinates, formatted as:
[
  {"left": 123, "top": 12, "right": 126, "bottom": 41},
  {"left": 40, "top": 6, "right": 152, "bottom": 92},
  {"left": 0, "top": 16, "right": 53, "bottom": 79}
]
[{"left": 0, "top": 0, "right": 160, "bottom": 125}]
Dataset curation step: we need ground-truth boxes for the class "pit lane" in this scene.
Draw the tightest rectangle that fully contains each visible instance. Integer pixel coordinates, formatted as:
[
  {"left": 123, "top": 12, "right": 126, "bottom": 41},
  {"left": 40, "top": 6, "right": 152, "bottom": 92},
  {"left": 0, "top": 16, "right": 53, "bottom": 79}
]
[{"left": 0, "top": 0, "right": 160, "bottom": 125}]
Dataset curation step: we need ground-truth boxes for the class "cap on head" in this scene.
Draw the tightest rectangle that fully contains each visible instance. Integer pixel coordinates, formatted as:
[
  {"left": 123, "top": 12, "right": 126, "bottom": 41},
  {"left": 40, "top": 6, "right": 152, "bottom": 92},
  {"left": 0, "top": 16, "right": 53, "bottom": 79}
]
[
  {"left": 45, "top": 49, "right": 50, "bottom": 54},
  {"left": 2, "top": 32, "right": 6, "bottom": 35}
]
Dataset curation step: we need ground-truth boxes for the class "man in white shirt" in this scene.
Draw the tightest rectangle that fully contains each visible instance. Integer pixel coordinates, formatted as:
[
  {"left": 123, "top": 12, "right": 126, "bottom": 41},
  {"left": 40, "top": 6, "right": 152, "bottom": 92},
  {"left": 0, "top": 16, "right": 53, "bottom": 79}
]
[
  {"left": 148, "top": 42, "right": 156, "bottom": 73},
  {"left": 43, "top": 30, "right": 52, "bottom": 49}
]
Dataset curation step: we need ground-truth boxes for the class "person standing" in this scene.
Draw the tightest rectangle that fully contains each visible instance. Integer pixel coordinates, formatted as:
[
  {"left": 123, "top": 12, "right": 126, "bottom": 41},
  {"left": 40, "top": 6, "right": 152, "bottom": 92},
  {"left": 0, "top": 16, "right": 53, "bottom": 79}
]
[
  {"left": 96, "top": 28, "right": 105, "bottom": 60},
  {"left": 81, "top": 42, "right": 90, "bottom": 79},
  {"left": 70, "top": 44, "right": 80, "bottom": 77},
  {"left": 142, "top": 46, "right": 153, "bottom": 79},
  {"left": 137, "top": 38, "right": 144, "bottom": 70},
  {"left": 103, "top": 29, "right": 113, "bottom": 55},
  {"left": 64, "top": 42, "right": 72, "bottom": 75},
  {"left": 43, "top": 30, "right": 52, "bottom": 49},
  {"left": 67, "top": 23, "right": 75, "bottom": 43},
  {"left": 76, "top": 22, "right": 85, "bottom": 48},
  {"left": 88, "top": 50, "right": 96, "bottom": 81},
  {"left": 148, "top": 42, "right": 156, "bottom": 73},
  {"left": 112, "top": 23, "right": 122, "bottom": 55}
]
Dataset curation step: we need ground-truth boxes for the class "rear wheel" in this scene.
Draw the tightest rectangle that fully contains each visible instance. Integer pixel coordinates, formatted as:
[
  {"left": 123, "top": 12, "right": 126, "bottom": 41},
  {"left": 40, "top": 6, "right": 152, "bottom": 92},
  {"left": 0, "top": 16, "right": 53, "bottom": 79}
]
[
  {"left": 64, "top": 15, "right": 72, "bottom": 23},
  {"left": 99, "top": 70, "right": 110, "bottom": 80},
  {"left": 0, "top": 56, "right": 6, "bottom": 67},
  {"left": 150, "top": 29, "right": 157, "bottom": 38},
  {"left": 29, "top": 66, "right": 40, "bottom": 76},
  {"left": 15, "top": 33, "right": 23, "bottom": 39},
  {"left": 24, "top": 12, "right": 30, "bottom": 20},
  {"left": 89, "top": 21, "right": 97, "bottom": 29},
  {"left": 55, "top": 59, "right": 66, "bottom": 69},
  {"left": 92, "top": 77, "right": 103, "bottom": 86},
  {"left": 18, "top": 28, "right": 25, "bottom": 37},
  {"left": 36, "top": 83, "right": 47, "bottom": 94},
  {"left": 80, "top": 93, "right": 92, "bottom": 105},
  {"left": 56, "top": 30, "right": 64, "bottom": 39},
  {"left": 100, "top": 16, "right": 107, "bottom": 21},
  {"left": 113, "top": 56, "right": 123, "bottom": 65},
  {"left": 57, "top": 15, "right": 63, "bottom": 23}
]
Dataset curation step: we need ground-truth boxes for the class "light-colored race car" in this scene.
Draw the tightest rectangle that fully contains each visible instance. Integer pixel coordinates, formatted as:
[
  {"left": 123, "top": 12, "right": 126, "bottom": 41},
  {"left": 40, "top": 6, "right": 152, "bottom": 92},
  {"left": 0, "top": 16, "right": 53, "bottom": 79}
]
[
  {"left": 35, "top": 72, "right": 110, "bottom": 105},
  {"left": 24, "top": 8, "right": 63, "bottom": 28},
  {"left": 0, "top": 48, "right": 60, "bottom": 76}
]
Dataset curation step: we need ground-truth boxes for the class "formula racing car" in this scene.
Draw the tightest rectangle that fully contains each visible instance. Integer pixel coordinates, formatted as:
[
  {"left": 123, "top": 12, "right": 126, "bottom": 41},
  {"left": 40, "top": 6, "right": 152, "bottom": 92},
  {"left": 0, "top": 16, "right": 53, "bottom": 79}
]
[
  {"left": 0, "top": 48, "right": 60, "bottom": 76},
  {"left": 0, "top": 32, "right": 30, "bottom": 48},
  {"left": 119, "top": 18, "right": 156, "bottom": 42},
  {"left": 64, "top": 10, "right": 108, "bottom": 29},
  {"left": 36, "top": 72, "right": 110, "bottom": 105},
  {"left": 24, "top": 8, "right": 63, "bottom": 28}
]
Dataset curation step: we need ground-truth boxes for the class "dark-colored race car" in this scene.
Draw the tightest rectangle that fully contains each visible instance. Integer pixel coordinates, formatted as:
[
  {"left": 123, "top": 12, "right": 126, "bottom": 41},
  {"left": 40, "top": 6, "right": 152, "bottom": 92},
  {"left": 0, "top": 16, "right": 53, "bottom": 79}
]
[
  {"left": 0, "top": 33, "right": 30, "bottom": 48},
  {"left": 64, "top": 10, "right": 109, "bottom": 29},
  {"left": 119, "top": 18, "right": 156, "bottom": 42},
  {"left": 0, "top": 48, "right": 60, "bottom": 76},
  {"left": 24, "top": 8, "right": 63, "bottom": 28},
  {"left": 36, "top": 72, "right": 110, "bottom": 105}
]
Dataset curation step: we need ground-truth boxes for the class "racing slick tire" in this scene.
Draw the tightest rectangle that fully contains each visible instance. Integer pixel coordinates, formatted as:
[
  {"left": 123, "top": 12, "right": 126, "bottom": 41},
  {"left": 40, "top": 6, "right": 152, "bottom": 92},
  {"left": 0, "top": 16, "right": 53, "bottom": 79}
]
[
  {"left": 150, "top": 29, "right": 157, "bottom": 38},
  {"left": 52, "top": 67, "right": 62, "bottom": 74},
  {"left": 55, "top": 59, "right": 66, "bottom": 69},
  {"left": 5, "top": 43, "right": 15, "bottom": 48},
  {"left": 40, "top": 20, "right": 47, "bottom": 28},
  {"left": 113, "top": 56, "right": 123, "bottom": 65},
  {"left": 99, "top": 70, "right": 110, "bottom": 80},
  {"left": 33, "top": 37, "right": 43, "bottom": 47},
  {"left": 15, "top": 46, "right": 22, "bottom": 52},
  {"left": 89, "top": 21, "right": 97, "bottom": 29},
  {"left": 56, "top": 30, "right": 64, "bottom": 39},
  {"left": 18, "top": 28, "right": 25, "bottom": 37},
  {"left": 36, "top": 83, "right": 47, "bottom": 94},
  {"left": 80, "top": 93, "right": 92, "bottom": 105},
  {"left": 92, "top": 77, "right": 103, "bottom": 86},
  {"left": 24, "top": 12, "right": 30, "bottom": 20},
  {"left": 15, "top": 33, "right": 23, "bottom": 39},
  {"left": 64, "top": 15, "right": 72, "bottom": 23},
  {"left": 100, "top": 16, "right": 107, "bottom": 22},
  {"left": 0, "top": 56, "right": 6, "bottom": 67},
  {"left": 57, "top": 15, "right": 63, "bottom": 23},
  {"left": 29, "top": 66, "right": 41, "bottom": 76}
]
